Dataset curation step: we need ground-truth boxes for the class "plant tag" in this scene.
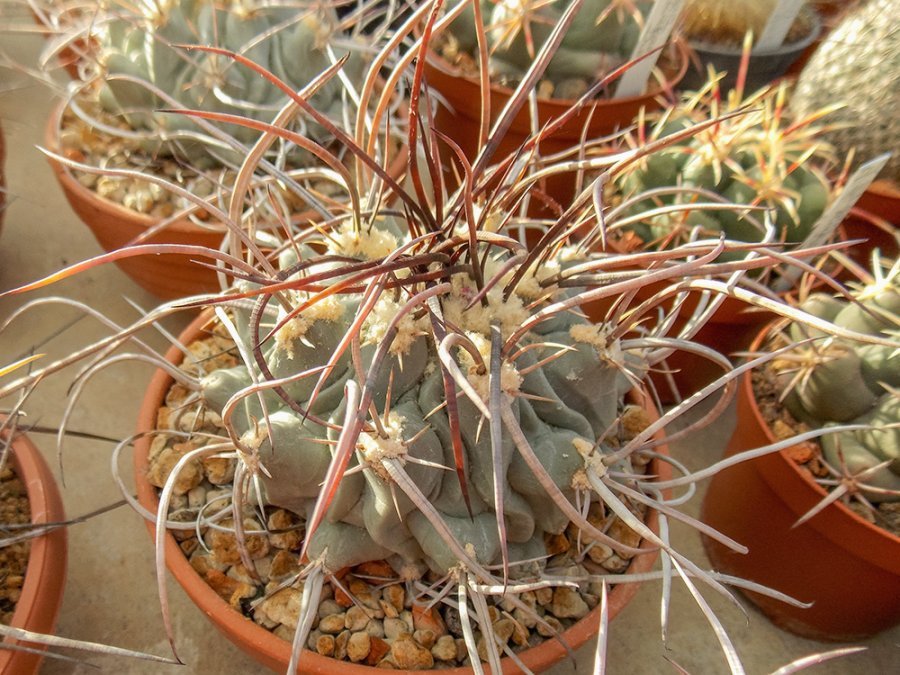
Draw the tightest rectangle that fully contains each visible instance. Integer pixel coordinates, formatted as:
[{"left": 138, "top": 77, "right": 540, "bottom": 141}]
[
  {"left": 755, "top": 0, "right": 806, "bottom": 52},
  {"left": 615, "top": 0, "right": 684, "bottom": 99},
  {"left": 774, "top": 153, "right": 892, "bottom": 291}
]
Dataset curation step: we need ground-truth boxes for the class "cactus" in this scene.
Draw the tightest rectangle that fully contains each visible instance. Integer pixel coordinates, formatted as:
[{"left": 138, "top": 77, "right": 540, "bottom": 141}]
[
  {"left": 94, "top": 0, "right": 364, "bottom": 164},
  {"left": 792, "top": 0, "right": 900, "bottom": 184},
  {"left": 609, "top": 82, "right": 837, "bottom": 254},
  {"left": 775, "top": 254, "right": 900, "bottom": 502},
  {"left": 448, "top": 0, "right": 648, "bottom": 86},
  {"left": 196, "top": 217, "right": 645, "bottom": 574}
]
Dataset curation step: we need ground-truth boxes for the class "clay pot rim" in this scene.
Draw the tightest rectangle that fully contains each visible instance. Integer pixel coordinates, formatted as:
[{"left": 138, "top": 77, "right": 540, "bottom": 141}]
[
  {"left": 424, "top": 39, "right": 689, "bottom": 109},
  {"left": 865, "top": 179, "right": 900, "bottom": 201},
  {"left": 133, "top": 310, "right": 672, "bottom": 674},
  {"left": 686, "top": 12, "right": 822, "bottom": 57},
  {"left": 746, "top": 323, "right": 900, "bottom": 550},
  {"left": 0, "top": 422, "right": 68, "bottom": 673}
]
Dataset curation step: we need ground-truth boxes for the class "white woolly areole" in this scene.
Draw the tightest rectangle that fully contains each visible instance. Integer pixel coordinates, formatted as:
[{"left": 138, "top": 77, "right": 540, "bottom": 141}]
[
  {"left": 328, "top": 220, "right": 399, "bottom": 260},
  {"left": 441, "top": 272, "right": 530, "bottom": 341},
  {"left": 569, "top": 323, "right": 624, "bottom": 364},
  {"left": 274, "top": 293, "right": 345, "bottom": 359},
  {"left": 358, "top": 412, "right": 408, "bottom": 478},
  {"left": 361, "top": 296, "right": 429, "bottom": 355},
  {"left": 459, "top": 331, "right": 523, "bottom": 401}
]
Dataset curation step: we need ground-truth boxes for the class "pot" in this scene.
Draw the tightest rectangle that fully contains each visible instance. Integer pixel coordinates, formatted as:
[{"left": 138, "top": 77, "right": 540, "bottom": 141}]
[
  {"left": 700, "top": 324, "right": 900, "bottom": 641},
  {"left": 424, "top": 43, "right": 688, "bottom": 214},
  {"left": 133, "top": 311, "right": 670, "bottom": 673},
  {"left": 0, "top": 424, "right": 68, "bottom": 674},
  {"left": 680, "top": 15, "right": 822, "bottom": 93},
  {"left": 855, "top": 180, "right": 900, "bottom": 226}
]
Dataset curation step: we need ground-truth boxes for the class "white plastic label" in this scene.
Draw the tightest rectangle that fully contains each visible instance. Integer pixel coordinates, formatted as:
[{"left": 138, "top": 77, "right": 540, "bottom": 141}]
[
  {"left": 755, "top": 0, "right": 807, "bottom": 52},
  {"left": 615, "top": 0, "right": 685, "bottom": 99}
]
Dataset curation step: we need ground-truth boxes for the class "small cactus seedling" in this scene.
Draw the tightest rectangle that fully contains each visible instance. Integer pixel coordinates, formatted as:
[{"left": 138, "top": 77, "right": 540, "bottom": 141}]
[{"left": 769, "top": 253, "right": 900, "bottom": 517}]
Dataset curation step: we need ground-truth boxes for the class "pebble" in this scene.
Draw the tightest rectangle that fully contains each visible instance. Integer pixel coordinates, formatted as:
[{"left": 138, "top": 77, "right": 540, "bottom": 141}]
[
  {"left": 383, "top": 584, "right": 405, "bottom": 613},
  {"left": 267, "top": 509, "right": 303, "bottom": 550},
  {"left": 413, "top": 629, "right": 436, "bottom": 649},
  {"left": 335, "top": 630, "right": 351, "bottom": 660},
  {"left": 412, "top": 604, "right": 446, "bottom": 635},
  {"left": 255, "top": 587, "right": 301, "bottom": 629},
  {"left": 348, "top": 631, "right": 371, "bottom": 662},
  {"left": 537, "top": 615, "right": 564, "bottom": 638},
  {"left": 383, "top": 617, "right": 409, "bottom": 641},
  {"left": 551, "top": 586, "right": 590, "bottom": 620},
  {"left": 391, "top": 637, "right": 434, "bottom": 670},
  {"left": 366, "top": 619, "right": 386, "bottom": 639},
  {"left": 345, "top": 605, "right": 371, "bottom": 631},
  {"left": 366, "top": 637, "right": 390, "bottom": 666},
  {"left": 431, "top": 635, "right": 457, "bottom": 662},
  {"left": 316, "top": 634, "right": 335, "bottom": 657},
  {"left": 318, "top": 599, "right": 344, "bottom": 619},
  {"left": 319, "top": 613, "right": 347, "bottom": 635}
]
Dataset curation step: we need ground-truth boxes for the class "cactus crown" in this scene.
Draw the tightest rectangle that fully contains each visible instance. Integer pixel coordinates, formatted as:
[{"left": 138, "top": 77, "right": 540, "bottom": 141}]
[{"left": 771, "top": 253, "right": 900, "bottom": 504}]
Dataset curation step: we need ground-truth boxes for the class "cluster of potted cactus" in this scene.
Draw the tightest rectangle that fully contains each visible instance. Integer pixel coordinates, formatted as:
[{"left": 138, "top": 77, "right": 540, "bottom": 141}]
[{"left": 0, "top": 0, "right": 898, "bottom": 672}]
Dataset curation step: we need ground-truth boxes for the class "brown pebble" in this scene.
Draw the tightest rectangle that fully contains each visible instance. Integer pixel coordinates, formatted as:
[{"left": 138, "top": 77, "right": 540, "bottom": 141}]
[
  {"left": 414, "top": 628, "right": 436, "bottom": 649},
  {"left": 412, "top": 603, "right": 447, "bottom": 635},
  {"left": 383, "top": 584, "right": 405, "bottom": 613},
  {"left": 319, "top": 613, "right": 346, "bottom": 635},
  {"left": 348, "top": 631, "right": 371, "bottom": 662},
  {"left": 537, "top": 615, "right": 563, "bottom": 638},
  {"left": 316, "top": 634, "right": 335, "bottom": 657},
  {"left": 551, "top": 586, "right": 590, "bottom": 620},
  {"left": 335, "top": 630, "right": 351, "bottom": 660},
  {"left": 391, "top": 637, "right": 434, "bottom": 670},
  {"left": 431, "top": 635, "right": 457, "bottom": 662},
  {"left": 345, "top": 605, "right": 371, "bottom": 631},
  {"left": 366, "top": 637, "right": 390, "bottom": 666}
]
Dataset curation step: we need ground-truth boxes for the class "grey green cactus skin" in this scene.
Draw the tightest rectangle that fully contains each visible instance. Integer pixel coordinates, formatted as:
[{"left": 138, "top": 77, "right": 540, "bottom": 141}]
[
  {"left": 613, "top": 93, "right": 833, "bottom": 251},
  {"left": 98, "top": 0, "right": 359, "bottom": 164},
  {"left": 198, "top": 221, "right": 644, "bottom": 574},
  {"left": 782, "top": 259, "right": 900, "bottom": 501},
  {"left": 449, "top": 0, "right": 648, "bottom": 84}
]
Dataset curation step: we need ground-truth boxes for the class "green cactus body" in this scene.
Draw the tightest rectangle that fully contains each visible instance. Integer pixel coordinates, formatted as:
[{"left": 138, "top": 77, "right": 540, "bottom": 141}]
[
  {"left": 450, "top": 0, "right": 647, "bottom": 85},
  {"left": 777, "top": 257, "right": 900, "bottom": 501},
  {"left": 98, "top": 0, "right": 360, "bottom": 164},
  {"left": 613, "top": 86, "right": 837, "bottom": 253},
  {"left": 197, "top": 222, "right": 641, "bottom": 575}
]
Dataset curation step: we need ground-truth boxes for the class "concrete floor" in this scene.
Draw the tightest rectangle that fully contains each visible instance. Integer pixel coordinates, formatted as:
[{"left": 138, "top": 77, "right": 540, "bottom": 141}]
[{"left": 1, "top": 31, "right": 898, "bottom": 675}]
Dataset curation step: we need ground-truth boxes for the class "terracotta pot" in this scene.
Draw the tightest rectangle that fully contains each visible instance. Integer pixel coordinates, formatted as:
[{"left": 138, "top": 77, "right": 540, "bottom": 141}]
[
  {"left": 424, "top": 43, "right": 688, "bottom": 213},
  {"left": 133, "top": 311, "right": 670, "bottom": 673},
  {"left": 855, "top": 180, "right": 900, "bottom": 226},
  {"left": 0, "top": 424, "right": 68, "bottom": 674},
  {"left": 700, "top": 324, "right": 900, "bottom": 641}
]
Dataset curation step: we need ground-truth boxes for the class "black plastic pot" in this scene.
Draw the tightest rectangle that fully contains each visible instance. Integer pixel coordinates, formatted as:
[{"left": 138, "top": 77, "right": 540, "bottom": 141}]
[{"left": 680, "top": 15, "right": 821, "bottom": 92}]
